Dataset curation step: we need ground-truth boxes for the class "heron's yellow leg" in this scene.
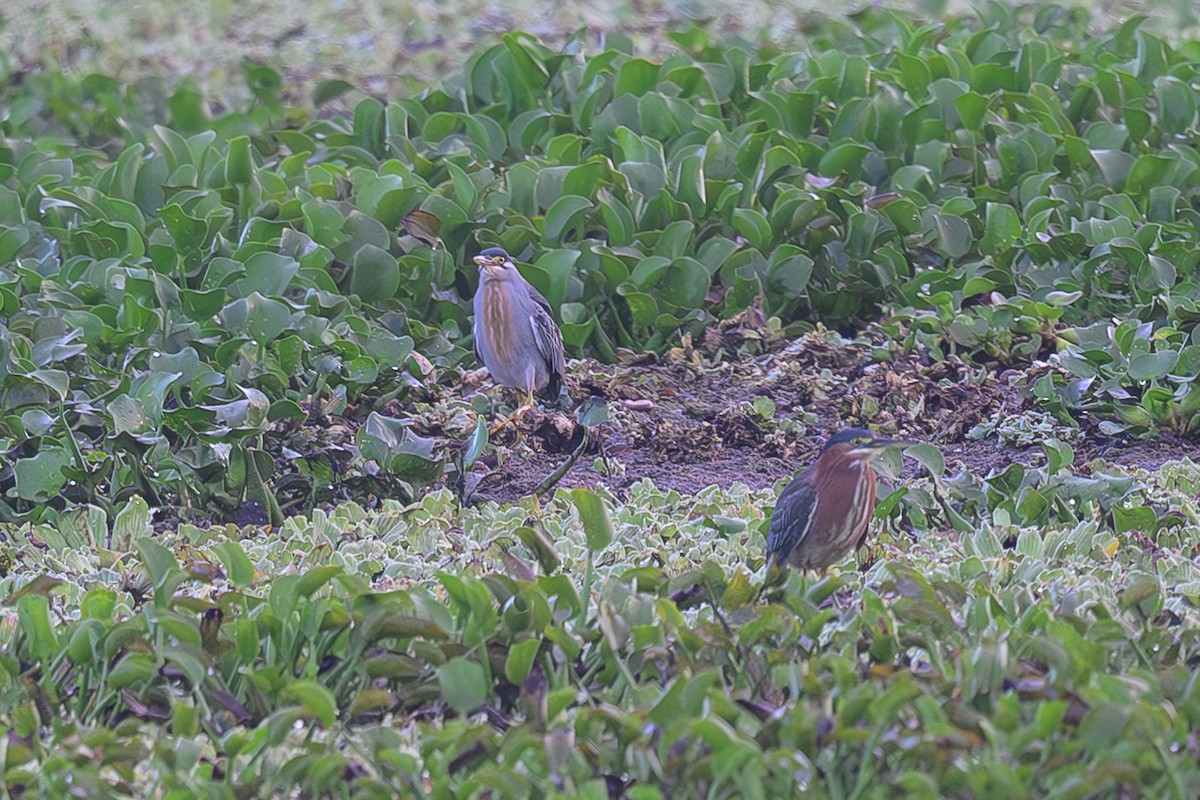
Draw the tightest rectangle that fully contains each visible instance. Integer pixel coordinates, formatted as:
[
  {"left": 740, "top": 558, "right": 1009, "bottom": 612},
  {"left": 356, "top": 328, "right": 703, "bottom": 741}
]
[{"left": 488, "top": 388, "right": 538, "bottom": 436}]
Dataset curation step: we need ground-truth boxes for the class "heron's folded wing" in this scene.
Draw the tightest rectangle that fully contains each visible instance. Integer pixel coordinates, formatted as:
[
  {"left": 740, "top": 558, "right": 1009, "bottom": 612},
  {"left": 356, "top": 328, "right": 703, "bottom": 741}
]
[
  {"left": 766, "top": 472, "right": 817, "bottom": 562},
  {"left": 526, "top": 284, "right": 566, "bottom": 383}
]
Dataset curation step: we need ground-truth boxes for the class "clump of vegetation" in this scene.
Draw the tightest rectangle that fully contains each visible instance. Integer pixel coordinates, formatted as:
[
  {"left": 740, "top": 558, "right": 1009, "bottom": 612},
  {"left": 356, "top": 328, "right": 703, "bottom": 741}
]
[
  {"left": 2, "top": 455, "right": 1199, "bottom": 797},
  {"left": 4, "top": 3, "right": 1200, "bottom": 795},
  {"left": 2, "top": 5, "right": 1200, "bottom": 522},
  {"left": 968, "top": 409, "right": 1082, "bottom": 447}
]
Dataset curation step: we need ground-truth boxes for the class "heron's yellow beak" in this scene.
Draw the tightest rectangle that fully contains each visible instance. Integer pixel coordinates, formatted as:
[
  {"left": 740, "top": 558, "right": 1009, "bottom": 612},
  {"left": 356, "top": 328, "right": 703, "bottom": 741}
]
[
  {"left": 473, "top": 255, "right": 505, "bottom": 273},
  {"left": 851, "top": 437, "right": 918, "bottom": 458}
]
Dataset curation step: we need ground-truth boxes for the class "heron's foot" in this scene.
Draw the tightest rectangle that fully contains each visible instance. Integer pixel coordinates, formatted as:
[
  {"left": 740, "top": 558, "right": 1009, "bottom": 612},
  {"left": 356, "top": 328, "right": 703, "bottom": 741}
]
[
  {"left": 488, "top": 394, "right": 537, "bottom": 436},
  {"left": 488, "top": 414, "right": 520, "bottom": 437}
]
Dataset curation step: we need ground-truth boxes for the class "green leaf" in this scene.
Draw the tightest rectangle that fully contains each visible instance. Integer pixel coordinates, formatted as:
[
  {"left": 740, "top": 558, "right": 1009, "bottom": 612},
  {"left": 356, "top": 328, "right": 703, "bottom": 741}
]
[
  {"left": 224, "top": 135, "right": 254, "bottom": 185},
  {"left": 1125, "top": 154, "right": 1173, "bottom": 197},
  {"left": 618, "top": 162, "right": 666, "bottom": 196},
  {"left": 542, "top": 195, "right": 592, "bottom": 245},
  {"left": 1155, "top": 76, "right": 1197, "bottom": 134},
  {"left": 614, "top": 58, "right": 660, "bottom": 96},
  {"left": 516, "top": 526, "right": 560, "bottom": 574},
  {"left": 528, "top": 249, "right": 579, "bottom": 312},
  {"left": 220, "top": 294, "right": 293, "bottom": 342},
  {"left": 108, "top": 395, "right": 148, "bottom": 438},
  {"left": 350, "top": 243, "right": 400, "bottom": 302},
  {"left": 296, "top": 566, "right": 343, "bottom": 597},
  {"left": 438, "top": 658, "right": 489, "bottom": 714},
  {"left": 29, "top": 369, "right": 69, "bottom": 400},
  {"left": 285, "top": 680, "right": 337, "bottom": 727},
  {"left": 931, "top": 212, "right": 972, "bottom": 259},
  {"left": 239, "top": 252, "right": 299, "bottom": 297},
  {"left": 504, "top": 639, "right": 541, "bottom": 684},
  {"left": 649, "top": 671, "right": 717, "bottom": 726},
  {"left": 906, "top": 443, "right": 945, "bottom": 477},
  {"left": 314, "top": 78, "right": 357, "bottom": 107},
  {"left": 659, "top": 258, "right": 710, "bottom": 309},
  {"left": 572, "top": 487, "right": 614, "bottom": 551},
  {"left": 1078, "top": 704, "right": 1130, "bottom": 755},
  {"left": 953, "top": 90, "right": 989, "bottom": 131},
  {"left": 894, "top": 53, "right": 932, "bottom": 97},
  {"left": 980, "top": 202, "right": 1021, "bottom": 254},
  {"left": 1112, "top": 505, "right": 1157, "bottom": 535},
  {"left": 356, "top": 177, "right": 419, "bottom": 229},
  {"left": 245, "top": 293, "right": 294, "bottom": 342},
  {"left": 1128, "top": 351, "right": 1177, "bottom": 381},
  {"left": 67, "top": 619, "right": 104, "bottom": 664},
  {"left": 462, "top": 415, "right": 489, "bottom": 471},
  {"left": 731, "top": 208, "right": 772, "bottom": 250},
  {"left": 13, "top": 448, "right": 72, "bottom": 501},
  {"left": 17, "top": 594, "right": 59, "bottom": 663},
  {"left": 356, "top": 413, "right": 444, "bottom": 490},
  {"left": 767, "top": 251, "right": 814, "bottom": 298},
  {"left": 213, "top": 541, "right": 256, "bottom": 588},
  {"left": 1091, "top": 149, "right": 1134, "bottom": 189},
  {"left": 576, "top": 396, "right": 609, "bottom": 428},
  {"left": 1119, "top": 578, "right": 1160, "bottom": 610},
  {"left": 136, "top": 537, "right": 184, "bottom": 607},
  {"left": 80, "top": 588, "right": 116, "bottom": 620},
  {"left": 817, "top": 143, "right": 870, "bottom": 177},
  {"left": 112, "top": 495, "right": 152, "bottom": 551},
  {"left": 107, "top": 653, "right": 157, "bottom": 688}
]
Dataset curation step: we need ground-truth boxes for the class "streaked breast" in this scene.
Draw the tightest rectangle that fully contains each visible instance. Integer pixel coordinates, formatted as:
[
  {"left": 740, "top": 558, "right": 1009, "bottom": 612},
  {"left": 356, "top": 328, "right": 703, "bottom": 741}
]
[{"left": 481, "top": 280, "right": 517, "bottom": 368}]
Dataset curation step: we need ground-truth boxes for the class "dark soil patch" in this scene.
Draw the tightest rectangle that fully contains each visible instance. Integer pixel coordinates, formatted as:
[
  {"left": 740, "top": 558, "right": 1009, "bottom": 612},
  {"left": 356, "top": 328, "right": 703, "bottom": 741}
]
[
  {"left": 145, "top": 331, "right": 1200, "bottom": 531},
  {"left": 1084, "top": 432, "right": 1200, "bottom": 472},
  {"left": 464, "top": 332, "right": 1200, "bottom": 504}
]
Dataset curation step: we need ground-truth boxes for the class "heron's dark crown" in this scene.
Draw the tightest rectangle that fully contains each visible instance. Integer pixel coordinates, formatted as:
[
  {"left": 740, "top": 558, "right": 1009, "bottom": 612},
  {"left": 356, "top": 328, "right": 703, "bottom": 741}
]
[
  {"left": 479, "top": 246, "right": 510, "bottom": 260},
  {"left": 820, "top": 427, "right": 875, "bottom": 453}
]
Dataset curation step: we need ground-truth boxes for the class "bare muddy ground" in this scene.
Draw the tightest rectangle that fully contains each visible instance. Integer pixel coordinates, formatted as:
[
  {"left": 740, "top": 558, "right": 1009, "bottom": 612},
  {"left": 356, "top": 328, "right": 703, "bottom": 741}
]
[
  {"left": 150, "top": 328, "right": 1200, "bottom": 531},
  {"left": 460, "top": 330, "right": 1200, "bottom": 504}
]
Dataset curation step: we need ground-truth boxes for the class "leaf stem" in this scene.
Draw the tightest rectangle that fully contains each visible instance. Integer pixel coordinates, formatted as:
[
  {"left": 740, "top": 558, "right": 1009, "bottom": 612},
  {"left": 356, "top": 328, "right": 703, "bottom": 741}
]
[{"left": 534, "top": 429, "right": 589, "bottom": 500}]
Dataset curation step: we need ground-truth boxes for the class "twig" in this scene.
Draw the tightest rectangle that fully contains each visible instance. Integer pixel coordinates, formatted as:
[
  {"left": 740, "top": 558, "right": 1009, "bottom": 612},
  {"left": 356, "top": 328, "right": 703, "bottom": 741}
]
[{"left": 597, "top": 433, "right": 612, "bottom": 476}]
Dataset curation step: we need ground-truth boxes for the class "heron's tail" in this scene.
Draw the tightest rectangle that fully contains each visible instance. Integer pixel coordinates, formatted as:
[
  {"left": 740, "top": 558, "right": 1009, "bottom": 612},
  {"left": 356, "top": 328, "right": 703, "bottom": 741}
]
[{"left": 539, "top": 371, "right": 563, "bottom": 403}]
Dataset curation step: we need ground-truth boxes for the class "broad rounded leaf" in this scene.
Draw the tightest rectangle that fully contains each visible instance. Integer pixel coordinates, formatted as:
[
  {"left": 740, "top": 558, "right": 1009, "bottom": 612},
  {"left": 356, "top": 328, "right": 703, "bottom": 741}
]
[
  {"left": 542, "top": 195, "right": 592, "bottom": 245},
  {"left": 285, "top": 680, "right": 337, "bottom": 728},
  {"left": 13, "top": 448, "right": 72, "bottom": 502},
  {"left": 438, "top": 658, "right": 488, "bottom": 714},
  {"left": 349, "top": 244, "right": 400, "bottom": 302},
  {"left": 572, "top": 487, "right": 614, "bottom": 551}
]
